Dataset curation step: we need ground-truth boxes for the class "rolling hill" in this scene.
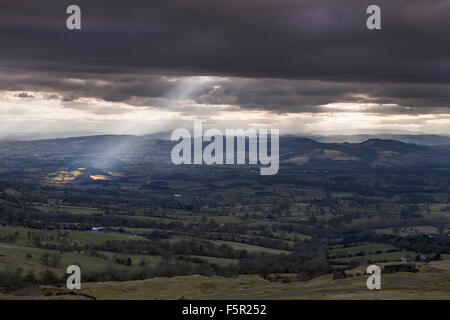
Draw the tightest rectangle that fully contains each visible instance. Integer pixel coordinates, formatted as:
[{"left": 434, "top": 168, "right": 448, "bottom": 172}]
[{"left": 0, "top": 135, "right": 448, "bottom": 171}]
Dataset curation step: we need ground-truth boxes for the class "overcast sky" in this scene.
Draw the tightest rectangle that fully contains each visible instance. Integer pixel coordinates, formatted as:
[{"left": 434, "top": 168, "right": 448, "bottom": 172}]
[{"left": 0, "top": 0, "right": 449, "bottom": 138}]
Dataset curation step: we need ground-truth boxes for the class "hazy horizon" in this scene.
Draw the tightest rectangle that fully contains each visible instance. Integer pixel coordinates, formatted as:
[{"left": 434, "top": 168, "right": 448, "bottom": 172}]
[{"left": 1, "top": 129, "right": 449, "bottom": 143}]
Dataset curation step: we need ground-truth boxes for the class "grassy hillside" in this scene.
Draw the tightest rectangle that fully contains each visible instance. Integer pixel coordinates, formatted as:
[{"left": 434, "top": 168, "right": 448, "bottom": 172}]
[
  {"left": 78, "top": 260, "right": 450, "bottom": 300},
  {"left": 2, "top": 260, "right": 448, "bottom": 300}
]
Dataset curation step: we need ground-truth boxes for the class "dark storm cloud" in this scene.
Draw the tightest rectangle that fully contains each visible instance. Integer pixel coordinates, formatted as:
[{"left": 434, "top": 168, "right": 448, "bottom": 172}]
[
  {"left": 2, "top": 71, "right": 449, "bottom": 115},
  {"left": 0, "top": 0, "right": 449, "bottom": 114}
]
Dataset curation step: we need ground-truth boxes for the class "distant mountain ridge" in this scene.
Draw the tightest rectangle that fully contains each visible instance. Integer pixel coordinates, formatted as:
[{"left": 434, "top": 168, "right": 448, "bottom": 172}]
[
  {"left": 143, "top": 133, "right": 450, "bottom": 146},
  {"left": 3, "top": 132, "right": 449, "bottom": 146},
  {"left": 278, "top": 136, "right": 450, "bottom": 169},
  {"left": 0, "top": 134, "right": 449, "bottom": 171},
  {"left": 291, "top": 134, "right": 450, "bottom": 145}
]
